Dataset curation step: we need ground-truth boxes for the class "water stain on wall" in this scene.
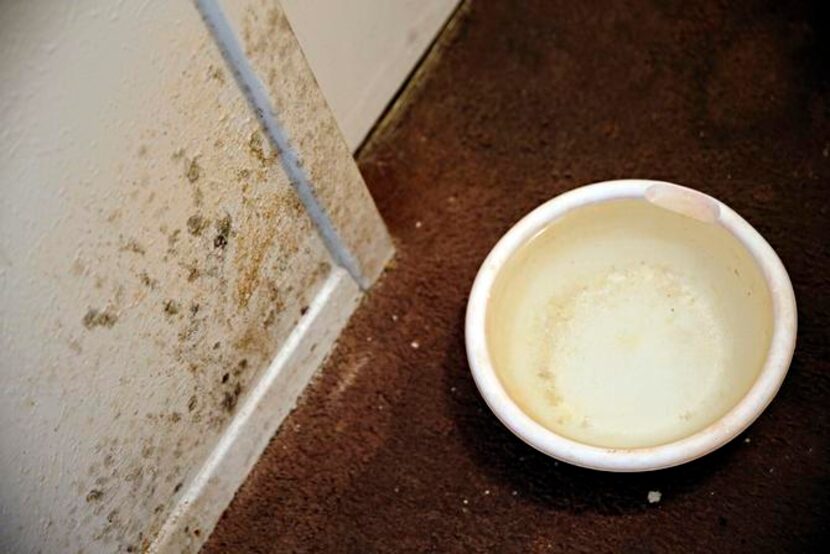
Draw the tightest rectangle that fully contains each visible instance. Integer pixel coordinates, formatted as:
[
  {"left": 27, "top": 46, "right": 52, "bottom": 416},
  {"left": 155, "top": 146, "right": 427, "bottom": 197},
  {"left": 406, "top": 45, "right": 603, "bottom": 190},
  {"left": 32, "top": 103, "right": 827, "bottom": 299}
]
[{"left": 0, "top": 6, "right": 334, "bottom": 554}]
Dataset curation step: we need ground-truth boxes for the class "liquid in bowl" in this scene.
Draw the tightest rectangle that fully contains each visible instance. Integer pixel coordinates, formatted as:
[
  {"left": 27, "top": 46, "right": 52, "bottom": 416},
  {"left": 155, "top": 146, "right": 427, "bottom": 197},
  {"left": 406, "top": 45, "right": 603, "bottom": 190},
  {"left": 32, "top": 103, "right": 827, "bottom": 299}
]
[{"left": 486, "top": 198, "right": 774, "bottom": 449}]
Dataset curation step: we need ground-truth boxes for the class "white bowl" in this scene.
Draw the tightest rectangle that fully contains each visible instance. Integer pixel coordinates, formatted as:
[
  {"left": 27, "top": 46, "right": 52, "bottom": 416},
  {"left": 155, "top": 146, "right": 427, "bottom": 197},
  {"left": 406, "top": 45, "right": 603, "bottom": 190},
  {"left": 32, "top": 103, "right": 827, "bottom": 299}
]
[{"left": 465, "top": 180, "right": 797, "bottom": 472}]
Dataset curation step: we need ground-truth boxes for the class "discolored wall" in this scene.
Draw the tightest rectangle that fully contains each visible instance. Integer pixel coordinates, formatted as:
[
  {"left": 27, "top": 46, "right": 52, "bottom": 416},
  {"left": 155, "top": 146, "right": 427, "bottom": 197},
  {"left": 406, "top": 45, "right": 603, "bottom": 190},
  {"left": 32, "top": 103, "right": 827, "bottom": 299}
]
[
  {"left": 0, "top": 1, "right": 391, "bottom": 552},
  {"left": 218, "top": 0, "right": 395, "bottom": 286}
]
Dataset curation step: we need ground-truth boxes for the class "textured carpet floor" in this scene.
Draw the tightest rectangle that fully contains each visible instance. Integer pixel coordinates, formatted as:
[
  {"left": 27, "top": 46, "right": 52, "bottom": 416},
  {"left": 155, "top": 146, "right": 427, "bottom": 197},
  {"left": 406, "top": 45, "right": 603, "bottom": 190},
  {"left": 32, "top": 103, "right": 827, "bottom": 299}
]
[{"left": 205, "top": 1, "right": 829, "bottom": 551}]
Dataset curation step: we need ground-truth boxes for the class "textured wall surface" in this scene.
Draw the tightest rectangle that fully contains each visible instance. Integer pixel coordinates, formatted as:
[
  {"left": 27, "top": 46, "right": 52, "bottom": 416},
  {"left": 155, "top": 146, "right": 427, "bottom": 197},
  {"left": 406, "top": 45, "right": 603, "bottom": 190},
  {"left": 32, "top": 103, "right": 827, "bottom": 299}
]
[
  {"left": 220, "top": 0, "right": 394, "bottom": 285},
  {"left": 0, "top": 1, "right": 388, "bottom": 552},
  {"left": 205, "top": 0, "right": 829, "bottom": 551}
]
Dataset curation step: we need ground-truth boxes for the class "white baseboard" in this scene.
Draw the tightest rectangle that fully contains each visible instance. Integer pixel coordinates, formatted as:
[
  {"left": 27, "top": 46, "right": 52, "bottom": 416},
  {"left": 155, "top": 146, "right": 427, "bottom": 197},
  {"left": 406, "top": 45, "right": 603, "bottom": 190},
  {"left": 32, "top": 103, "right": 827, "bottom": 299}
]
[{"left": 149, "top": 268, "right": 361, "bottom": 553}]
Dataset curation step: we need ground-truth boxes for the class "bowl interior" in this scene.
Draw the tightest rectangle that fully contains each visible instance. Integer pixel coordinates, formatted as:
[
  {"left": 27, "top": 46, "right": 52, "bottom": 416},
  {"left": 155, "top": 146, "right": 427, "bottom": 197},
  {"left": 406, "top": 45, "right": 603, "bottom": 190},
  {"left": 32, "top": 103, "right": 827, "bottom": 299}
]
[{"left": 486, "top": 198, "right": 774, "bottom": 449}]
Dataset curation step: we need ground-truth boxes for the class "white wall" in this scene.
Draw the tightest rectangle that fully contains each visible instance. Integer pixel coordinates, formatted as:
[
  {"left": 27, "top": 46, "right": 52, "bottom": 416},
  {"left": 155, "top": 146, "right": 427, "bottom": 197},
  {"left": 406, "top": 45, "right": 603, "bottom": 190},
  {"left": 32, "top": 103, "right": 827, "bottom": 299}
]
[
  {"left": 283, "top": 0, "right": 459, "bottom": 150},
  {"left": 0, "top": 0, "right": 398, "bottom": 552}
]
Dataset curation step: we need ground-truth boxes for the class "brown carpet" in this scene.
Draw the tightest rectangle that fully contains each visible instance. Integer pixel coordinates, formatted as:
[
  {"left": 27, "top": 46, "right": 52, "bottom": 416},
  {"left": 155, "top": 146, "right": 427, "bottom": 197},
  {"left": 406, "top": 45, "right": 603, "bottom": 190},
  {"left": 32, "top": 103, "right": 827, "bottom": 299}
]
[{"left": 205, "top": 1, "right": 830, "bottom": 551}]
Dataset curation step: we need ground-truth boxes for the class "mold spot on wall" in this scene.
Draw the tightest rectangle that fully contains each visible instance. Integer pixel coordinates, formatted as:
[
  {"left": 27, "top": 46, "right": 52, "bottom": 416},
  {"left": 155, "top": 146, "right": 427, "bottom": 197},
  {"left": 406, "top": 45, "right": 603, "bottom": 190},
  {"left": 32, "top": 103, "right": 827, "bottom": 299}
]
[
  {"left": 209, "top": 65, "right": 226, "bottom": 83},
  {"left": 233, "top": 193, "right": 301, "bottom": 309},
  {"left": 214, "top": 214, "right": 232, "bottom": 249},
  {"left": 263, "top": 308, "right": 277, "bottom": 328},
  {"left": 248, "top": 131, "right": 275, "bottom": 166},
  {"left": 187, "top": 266, "right": 201, "bottom": 282},
  {"left": 82, "top": 308, "right": 118, "bottom": 329},
  {"left": 186, "top": 158, "right": 201, "bottom": 183},
  {"left": 163, "top": 300, "right": 181, "bottom": 316},
  {"left": 193, "top": 187, "right": 205, "bottom": 207},
  {"left": 221, "top": 382, "right": 243, "bottom": 413},
  {"left": 140, "top": 271, "right": 158, "bottom": 289},
  {"left": 120, "top": 238, "right": 146, "bottom": 255},
  {"left": 167, "top": 229, "right": 182, "bottom": 252},
  {"left": 142, "top": 443, "right": 154, "bottom": 459},
  {"left": 187, "top": 214, "right": 209, "bottom": 236}
]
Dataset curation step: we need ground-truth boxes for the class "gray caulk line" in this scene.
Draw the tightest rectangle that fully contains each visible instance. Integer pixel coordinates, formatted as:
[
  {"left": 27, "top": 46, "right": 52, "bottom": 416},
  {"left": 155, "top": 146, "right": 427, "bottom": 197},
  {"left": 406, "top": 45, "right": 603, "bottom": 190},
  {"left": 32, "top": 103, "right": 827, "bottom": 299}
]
[{"left": 196, "top": 0, "right": 369, "bottom": 289}]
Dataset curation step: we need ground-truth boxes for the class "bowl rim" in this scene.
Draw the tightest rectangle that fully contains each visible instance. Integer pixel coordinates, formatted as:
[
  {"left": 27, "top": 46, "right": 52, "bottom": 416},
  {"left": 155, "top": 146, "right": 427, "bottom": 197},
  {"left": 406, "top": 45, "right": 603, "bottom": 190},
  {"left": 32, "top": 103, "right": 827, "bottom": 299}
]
[{"left": 465, "top": 179, "right": 797, "bottom": 472}]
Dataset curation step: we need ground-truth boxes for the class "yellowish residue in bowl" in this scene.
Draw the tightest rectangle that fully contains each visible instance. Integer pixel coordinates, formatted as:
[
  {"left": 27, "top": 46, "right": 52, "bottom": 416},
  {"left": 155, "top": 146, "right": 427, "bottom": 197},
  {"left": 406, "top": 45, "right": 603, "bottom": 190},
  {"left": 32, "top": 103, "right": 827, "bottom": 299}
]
[{"left": 487, "top": 199, "right": 773, "bottom": 449}]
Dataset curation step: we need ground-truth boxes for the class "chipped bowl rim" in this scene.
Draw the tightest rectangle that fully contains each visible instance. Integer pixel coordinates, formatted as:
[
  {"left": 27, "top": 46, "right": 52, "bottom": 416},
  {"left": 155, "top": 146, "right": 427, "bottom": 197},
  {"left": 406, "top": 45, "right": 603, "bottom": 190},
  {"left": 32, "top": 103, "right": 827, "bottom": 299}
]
[{"left": 465, "top": 179, "right": 797, "bottom": 472}]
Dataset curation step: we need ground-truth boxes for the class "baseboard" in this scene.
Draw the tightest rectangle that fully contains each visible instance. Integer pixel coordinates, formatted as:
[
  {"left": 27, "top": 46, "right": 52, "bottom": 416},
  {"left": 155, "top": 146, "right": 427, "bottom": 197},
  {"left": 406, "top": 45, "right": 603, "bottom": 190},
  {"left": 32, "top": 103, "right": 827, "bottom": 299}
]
[{"left": 149, "top": 267, "right": 361, "bottom": 553}]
